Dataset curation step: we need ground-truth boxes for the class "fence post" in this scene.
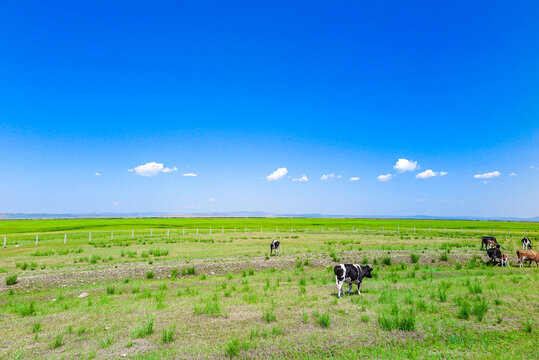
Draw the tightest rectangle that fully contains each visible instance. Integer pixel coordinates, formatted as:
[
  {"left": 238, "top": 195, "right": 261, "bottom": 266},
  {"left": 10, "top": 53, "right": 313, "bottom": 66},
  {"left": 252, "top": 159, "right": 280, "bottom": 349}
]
[
  {"left": 492, "top": 229, "right": 494, "bottom": 234},
  {"left": 89, "top": 232, "right": 91, "bottom": 243},
  {"left": 476, "top": 228, "right": 478, "bottom": 233},
  {"left": 460, "top": 227, "right": 462, "bottom": 233},
  {"left": 526, "top": 230, "right": 528, "bottom": 235},
  {"left": 245, "top": 227, "right": 247, "bottom": 233},
  {"left": 414, "top": 226, "right": 416, "bottom": 233},
  {"left": 508, "top": 229, "right": 510, "bottom": 235},
  {"left": 167, "top": 229, "right": 170, "bottom": 237},
  {"left": 261, "top": 227, "right": 263, "bottom": 233},
  {"left": 210, "top": 227, "right": 212, "bottom": 235},
  {"left": 382, "top": 226, "right": 384, "bottom": 234},
  {"left": 150, "top": 229, "right": 153, "bottom": 237},
  {"left": 222, "top": 227, "right": 224, "bottom": 234},
  {"left": 234, "top": 227, "right": 236, "bottom": 233},
  {"left": 3, "top": 236, "right": 6, "bottom": 248},
  {"left": 35, "top": 235, "right": 38, "bottom": 246},
  {"left": 111, "top": 231, "right": 113, "bottom": 240},
  {"left": 428, "top": 226, "right": 430, "bottom": 233},
  {"left": 276, "top": 227, "right": 278, "bottom": 233},
  {"left": 182, "top": 228, "right": 185, "bottom": 236},
  {"left": 352, "top": 226, "right": 354, "bottom": 232},
  {"left": 291, "top": 227, "right": 293, "bottom": 233},
  {"left": 196, "top": 228, "right": 198, "bottom": 236},
  {"left": 132, "top": 230, "right": 134, "bottom": 239},
  {"left": 64, "top": 233, "right": 67, "bottom": 244},
  {"left": 398, "top": 226, "right": 399, "bottom": 233},
  {"left": 444, "top": 227, "right": 445, "bottom": 233}
]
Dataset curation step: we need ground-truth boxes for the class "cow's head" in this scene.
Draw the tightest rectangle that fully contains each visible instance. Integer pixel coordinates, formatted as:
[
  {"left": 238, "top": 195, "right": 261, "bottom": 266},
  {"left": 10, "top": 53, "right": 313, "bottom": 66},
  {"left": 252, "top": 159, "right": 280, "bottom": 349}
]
[{"left": 363, "top": 265, "right": 373, "bottom": 278}]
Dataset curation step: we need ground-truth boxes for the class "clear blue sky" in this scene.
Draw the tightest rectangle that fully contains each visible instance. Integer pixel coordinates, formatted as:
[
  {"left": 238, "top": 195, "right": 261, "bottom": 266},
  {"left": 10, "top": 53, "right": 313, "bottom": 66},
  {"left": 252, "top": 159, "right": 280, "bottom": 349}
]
[{"left": 1, "top": 1, "right": 538, "bottom": 217}]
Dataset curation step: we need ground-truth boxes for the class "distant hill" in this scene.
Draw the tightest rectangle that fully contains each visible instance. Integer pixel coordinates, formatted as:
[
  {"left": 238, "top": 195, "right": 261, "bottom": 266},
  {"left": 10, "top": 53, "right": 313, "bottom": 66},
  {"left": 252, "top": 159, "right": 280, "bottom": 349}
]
[{"left": 0, "top": 212, "right": 537, "bottom": 222}]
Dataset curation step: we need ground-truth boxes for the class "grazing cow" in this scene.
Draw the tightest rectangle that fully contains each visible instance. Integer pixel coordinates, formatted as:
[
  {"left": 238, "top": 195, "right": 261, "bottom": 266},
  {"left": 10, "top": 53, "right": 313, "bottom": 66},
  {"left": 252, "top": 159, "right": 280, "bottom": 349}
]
[
  {"left": 270, "top": 240, "right": 280, "bottom": 256},
  {"left": 501, "top": 254, "right": 509, "bottom": 267},
  {"left": 487, "top": 245, "right": 502, "bottom": 265},
  {"left": 516, "top": 250, "right": 539, "bottom": 268},
  {"left": 481, "top": 236, "right": 498, "bottom": 250},
  {"left": 334, "top": 264, "right": 373, "bottom": 298},
  {"left": 521, "top": 238, "right": 532, "bottom": 250}
]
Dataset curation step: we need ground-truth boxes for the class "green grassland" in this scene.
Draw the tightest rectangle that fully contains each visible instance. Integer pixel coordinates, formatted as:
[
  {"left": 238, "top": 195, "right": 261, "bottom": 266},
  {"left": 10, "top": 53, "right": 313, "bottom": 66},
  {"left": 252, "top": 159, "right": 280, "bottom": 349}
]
[{"left": 0, "top": 218, "right": 537, "bottom": 359}]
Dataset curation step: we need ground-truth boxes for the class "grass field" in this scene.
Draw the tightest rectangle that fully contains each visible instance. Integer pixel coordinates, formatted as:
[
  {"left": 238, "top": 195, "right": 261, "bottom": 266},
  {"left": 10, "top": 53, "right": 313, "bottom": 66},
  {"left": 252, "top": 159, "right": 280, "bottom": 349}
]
[{"left": 0, "top": 218, "right": 537, "bottom": 359}]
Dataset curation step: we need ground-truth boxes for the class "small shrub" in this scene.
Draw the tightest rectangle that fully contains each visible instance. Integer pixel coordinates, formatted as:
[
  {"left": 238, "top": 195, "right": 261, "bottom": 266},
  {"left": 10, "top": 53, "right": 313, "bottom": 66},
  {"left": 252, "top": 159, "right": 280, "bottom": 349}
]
[
  {"left": 314, "top": 311, "right": 330, "bottom": 328},
  {"left": 361, "top": 315, "right": 369, "bottom": 323},
  {"left": 171, "top": 269, "right": 179, "bottom": 279},
  {"left": 6, "top": 274, "right": 18, "bottom": 286},
  {"left": 146, "top": 271, "right": 154, "bottom": 279},
  {"left": 18, "top": 302, "right": 36, "bottom": 317},
  {"left": 468, "top": 281, "right": 483, "bottom": 294},
  {"left": 106, "top": 285, "right": 115, "bottom": 295},
  {"left": 262, "top": 308, "right": 277, "bottom": 323},
  {"left": 382, "top": 257, "right": 391, "bottom": 266},
  {"left": 132, "top": 318, "right": 154, "bottom": 338},
  {"left": 32, "top": 322, "right": 41, "bottom": 333},
  {"left": 50, "top": 334, "right": 63, "bottom": 349},
  {"left": 194, "top": 295, "right": 222, "bottom": 316},
  {"left": 225, "top": 337, "right": 241, "bottom": 356},
  {"left": 457, "top": 300, "right": 470, "bottom": 320},
  {"left": 471, "top": 298, "right": 489, "bottom": 322},
  {"left": 440, "top": 252, "right": 449, "bottom": 262},
  {"left": 524, "top": 319, "right": 532, "bottom": 333},
  {"left": 410, "top": 254, "right": 420, "bottom": 263},
  {"left": 186, "top": 266, "right": 196, "bottom": 275},
  {"left": 162, "top": 326, "right": 175, "bottom": 343}
]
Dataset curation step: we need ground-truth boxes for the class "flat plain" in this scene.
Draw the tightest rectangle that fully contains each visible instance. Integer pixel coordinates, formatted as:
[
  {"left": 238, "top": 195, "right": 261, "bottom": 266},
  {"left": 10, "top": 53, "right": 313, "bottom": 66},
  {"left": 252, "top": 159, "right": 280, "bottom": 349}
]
[{"left": 0, "top": 218, "right": 537, "bottom": 359}]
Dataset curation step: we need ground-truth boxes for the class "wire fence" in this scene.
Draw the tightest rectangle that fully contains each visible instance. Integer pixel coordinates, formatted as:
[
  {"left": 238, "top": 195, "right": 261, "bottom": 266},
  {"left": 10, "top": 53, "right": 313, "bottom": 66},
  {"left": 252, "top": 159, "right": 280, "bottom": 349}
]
[{"left": 1, "top": 225, "right": 536, "bottom": 247}]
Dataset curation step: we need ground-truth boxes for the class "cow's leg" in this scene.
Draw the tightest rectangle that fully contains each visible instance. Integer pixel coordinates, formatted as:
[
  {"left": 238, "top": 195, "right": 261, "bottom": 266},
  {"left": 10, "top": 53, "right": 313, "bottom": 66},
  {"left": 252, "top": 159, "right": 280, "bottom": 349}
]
[
  {"left": 335, "top": 277, "right": 343, "bottom": 298},
  {"left": 357, "top": 282, "right": 362, "bottom": 295},
  {"left": 347, "top": 283, "right": 352, "bottom": 295}
]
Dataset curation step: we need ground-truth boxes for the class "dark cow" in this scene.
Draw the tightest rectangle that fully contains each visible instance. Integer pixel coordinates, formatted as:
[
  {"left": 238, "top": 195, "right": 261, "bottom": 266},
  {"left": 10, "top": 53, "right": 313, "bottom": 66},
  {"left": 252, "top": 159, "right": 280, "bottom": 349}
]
[
  {"left": 516, "top": 250, "right": 539, "bottom": 268},
  {"left": 521, "top": 238, "right": 532, "bottom": 250},
  {"left": 486, "top": 245, "right": 502, "bottom": 265},
  {"left": 270, "top": 240, "right": 280, "bottom": 256},
  {"left": 334, "top": 264, "right": 373, "bottom": 298},
  {"left": 481, "top": 236, "right": 498, "bottom": 250}
]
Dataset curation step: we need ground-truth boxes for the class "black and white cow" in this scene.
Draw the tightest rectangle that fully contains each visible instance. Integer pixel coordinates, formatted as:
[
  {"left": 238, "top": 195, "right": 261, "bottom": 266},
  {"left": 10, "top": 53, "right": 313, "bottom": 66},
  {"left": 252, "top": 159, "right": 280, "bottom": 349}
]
[
  {"left": 334, "top": 264, "right": 373, "bottom": 298},
  {"left": 521, "top": 238, "right": 532, "bottom": 250},
  {"left": 270, "top": 240, "right": 280, "bottom": 256}
]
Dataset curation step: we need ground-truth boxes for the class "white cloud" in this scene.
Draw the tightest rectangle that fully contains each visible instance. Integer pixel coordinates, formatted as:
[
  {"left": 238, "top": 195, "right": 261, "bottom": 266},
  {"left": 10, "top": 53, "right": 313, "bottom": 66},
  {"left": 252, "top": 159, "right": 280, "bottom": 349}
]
[
  {"left": 321, "top": 173, "right": 335, "bottom": 180},
  {"left": 129, "top": 162, "right": 177, "bottom": 177},
  {"left": 209, "top": 197, "right": 215, "bottom": 202},
  {"left": 183, "top": 173, "right": 197, "bottom": 177},
  {"left": 439, "top": 171, "right": 448, "bottom": 176},
  {"left": 349, "top": 177, "right": 360, "bottom": 181},
  {"left": 473, "top": 171, "right": 500, "bottom": 179},
  {"left": 531, "top": 165, "right": 535, "bottom": 169},
  {"left": 292, "top": 175, "right": 309, "bottom": 182},
  {"left": 509, "top": 172, "right": 517, "bottom": 176},
  {"left": 266, "top": 167, "right": 288, "bottom": 181},
  {"left": 377, "top": 173, "right": 392, "bottom": 182},
  {"left": 482, "top": 181, "right": 488, "bottom": 184},
  {"left": 416, "top": 169, "right": 437, "bottom": 179},
  {"left": 337, "top": 174, "right": 342, "bottom": 178},
  {"left": 95, "top": 172, "right": 101, "bottom": 176},
  {"left": 394, "top": 158, "right": 418, "bottom": 173},
  {"left": 112, "top": 201, "right": 119, "bottom": 206}
]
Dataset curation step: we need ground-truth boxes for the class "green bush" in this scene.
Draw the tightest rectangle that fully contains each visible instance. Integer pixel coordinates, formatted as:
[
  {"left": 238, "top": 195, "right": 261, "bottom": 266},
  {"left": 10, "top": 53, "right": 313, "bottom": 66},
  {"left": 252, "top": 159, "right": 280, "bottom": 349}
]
[
  {"left": 162, "top": 326, "right": 175, "bottom": 343},
  {"left": 132, "top": 318, "right": 154, "bottom": 338},
  {"left": 146, "top": 271, "right": 154, "bottom": 279},
  {"left": 314, "top": 311, "right": 330, "bottom": 328},
  {"left": 50, "top": 334, "right": 63, "bottom": 349},
  {"left": 6, "top": 274, "right": 18, "bottom": 286},
  {"left": 262, "top": 308, "right": 277, "bottom": 323},
  {"left": 194, "top": 295, "right": 222, "bottom": 316},
  {"left": 382, "top": 257, "right": 391, "bottom": 266},
  {"left": 410, "top": 254, "right": 420, "bottom": 263},
  {"left": 225, "top": 337, "right": 241, "bottom": 356}
]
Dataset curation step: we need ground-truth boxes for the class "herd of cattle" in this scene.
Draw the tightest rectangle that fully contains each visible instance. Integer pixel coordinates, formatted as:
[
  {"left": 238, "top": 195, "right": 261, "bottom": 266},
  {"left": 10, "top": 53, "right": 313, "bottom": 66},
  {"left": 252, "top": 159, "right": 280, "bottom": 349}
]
[
  {"left": 270, "top": 235, "right": 538, "bottom": 299},
  {"left": 482, "top": 236, "right": 538, "bottom": 268}
]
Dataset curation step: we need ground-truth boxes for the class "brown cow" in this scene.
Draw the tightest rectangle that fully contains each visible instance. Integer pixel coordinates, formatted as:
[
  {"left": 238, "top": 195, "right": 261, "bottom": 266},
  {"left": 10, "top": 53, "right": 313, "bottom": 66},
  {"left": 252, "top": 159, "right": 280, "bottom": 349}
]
[
  {"left": 516, "top": 250, "right": 539, "bottom": 268},
  {"left": 501, "top": 254, "right": 509, "bottom": 267}
]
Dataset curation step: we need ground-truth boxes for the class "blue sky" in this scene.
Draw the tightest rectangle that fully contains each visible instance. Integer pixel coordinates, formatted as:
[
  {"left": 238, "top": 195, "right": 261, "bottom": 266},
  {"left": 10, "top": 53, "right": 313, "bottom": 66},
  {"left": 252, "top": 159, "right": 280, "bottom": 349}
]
[{"left": 0, "top": 1, "right": 538, "bottom": 217}]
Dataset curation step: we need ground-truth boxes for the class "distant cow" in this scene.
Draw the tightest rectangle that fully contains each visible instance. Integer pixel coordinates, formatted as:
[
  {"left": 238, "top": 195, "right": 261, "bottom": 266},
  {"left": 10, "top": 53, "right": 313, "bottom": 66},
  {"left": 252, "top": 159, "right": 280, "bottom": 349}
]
[
  {"left": 270, "top": 240, "right": 280, "bottom": 256},
  {"left": 334, "top": 264, "right": 373, "bottom": 298},
  {"left": 521, "top": 238, "right": 532, "bottom": 250},
  {"left": 487, "top": 245, "right": 502, "bottom": 265},
  {"left": 501, "top": 254, "right": 509, "bottom": 267},
  {"left": 516, "top": 250, "right": 539, "bottom": 268},
  {"left": 481, "top": 236, "right": 498, "bottom": 250}
]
